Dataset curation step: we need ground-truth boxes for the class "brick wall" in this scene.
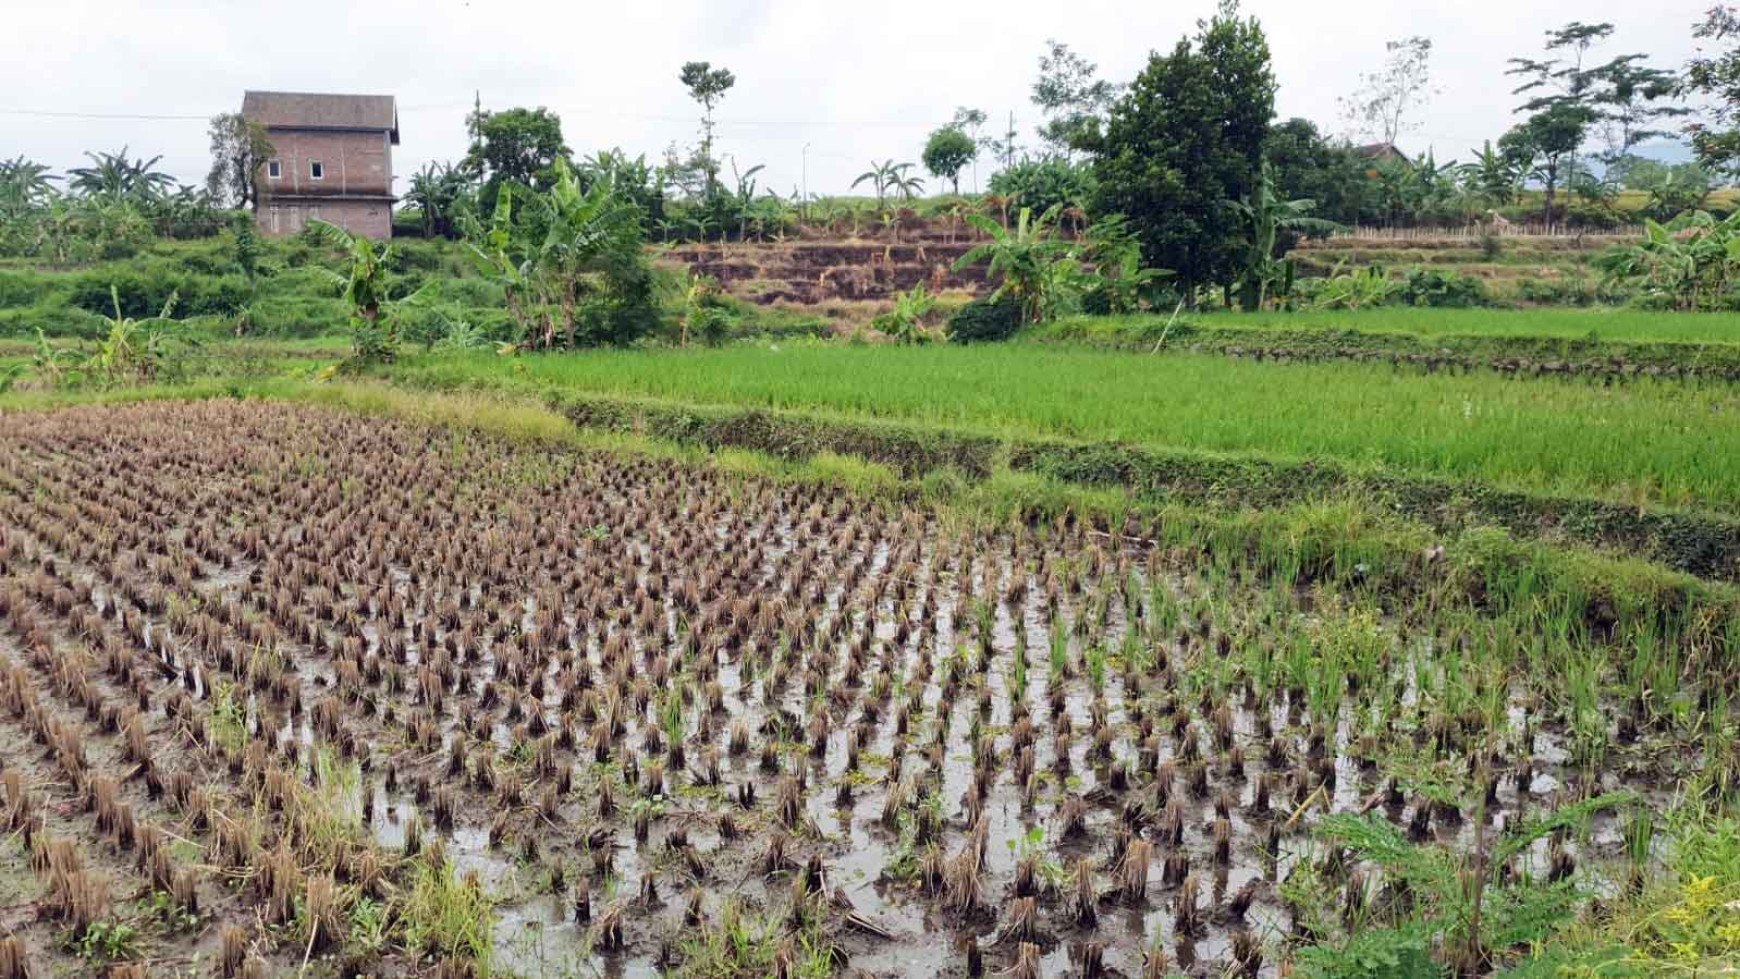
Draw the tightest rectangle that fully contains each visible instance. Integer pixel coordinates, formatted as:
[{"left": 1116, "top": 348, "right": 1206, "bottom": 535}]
[
  {"left": 261, "top": 129, "right": 391, "bottom": 197},
  {"left": 258, "top": 199, "right": 392, "bottom": 240}
]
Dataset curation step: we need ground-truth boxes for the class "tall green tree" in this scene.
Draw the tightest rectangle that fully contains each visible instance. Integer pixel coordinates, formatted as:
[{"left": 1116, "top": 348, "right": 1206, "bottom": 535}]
[
  {"left": 951, "top": 107, "right": 991, "bottom": 190},
  {"left": 205, "top": 113, "right": 275, "bottom": 210},
  {"left": 1684, "top": 6, "right": 1740, "bottom": 177},
  {"left": 1589, "top": 56, "right": 1687, "bottom": 163},
  {"left": 1031, "top": 40, "right": 1120, "bottom": 158},
  {"left": 1507, "top": 22, "right": 1614, "bottom": 180},
  {"left": 1088, "top": 0, "right": 1275, "bottom": 302},
  {"left": 923, "top": 127, "right": 977, "bottom": 194},
  {"left": 1499, "top": 102, "right": 1596, "bottom": 225},
  {"left": 462, "top": 107, "right": 571, "bottom": 203},
  {"left": 679, "top": 61, "right": 736, "bottom": 195},
  {"left": 1263, "top": 118, "right": 1374, "bottom": 226}
]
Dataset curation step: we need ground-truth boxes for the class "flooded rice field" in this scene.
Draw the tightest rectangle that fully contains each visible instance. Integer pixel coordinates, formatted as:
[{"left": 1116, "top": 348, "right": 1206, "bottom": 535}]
[{"left": 0, "top": 401, "right": 1696, "bottom": 978}]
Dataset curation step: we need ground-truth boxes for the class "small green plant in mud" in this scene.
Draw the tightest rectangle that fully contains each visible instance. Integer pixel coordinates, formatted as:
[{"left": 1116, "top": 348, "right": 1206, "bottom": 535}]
[
  {"left": 69, "top": 920, "right": 141, "bottom": 966},
  {"left": 139, "top": 890, "right": 200, "bottom": 934},
  {"left": 349, "top": 895, "right": 388, "bottom": 955}
]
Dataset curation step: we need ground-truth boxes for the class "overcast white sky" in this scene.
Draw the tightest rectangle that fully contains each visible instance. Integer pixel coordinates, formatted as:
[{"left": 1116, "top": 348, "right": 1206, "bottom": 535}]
[{"left": 0, "top": 0, "right": 1716, "bottom": 199}]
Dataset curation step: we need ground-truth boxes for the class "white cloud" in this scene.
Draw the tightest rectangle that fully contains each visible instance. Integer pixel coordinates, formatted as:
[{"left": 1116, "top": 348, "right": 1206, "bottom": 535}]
[{"left": 0, "top": 0, "right": 1713, "bottom": 197}]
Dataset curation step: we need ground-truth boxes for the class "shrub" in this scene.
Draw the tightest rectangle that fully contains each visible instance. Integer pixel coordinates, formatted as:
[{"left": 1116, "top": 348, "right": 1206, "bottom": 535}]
[
  {"left": 0, "top": 304, "right": 109, "bottom": 339},
  {"left": 393, "top": 240, "right": 446, "bottom": 272},
  {"left": 183, "top": 275, "right": 251, "bottom": 317},
  {"left": 988, "top": 159, "right": 1095, "bottom": 218},
  {"left": 0, "top": 270, "right": 58, "bottom": 309},
  {"left": 1515, "top": 275, "right": 1601, "bottom": 307},
  {"left": 249, "top": 297, "right": 349, "bottom": 338},
  {"left": 68, "top": 267, "right": 177, "bottom": 319},
  {"left": 946, "top": 293, "right": 1023, "bottom": 343},
  {"left": 1399, "top": 269, "right": 1485, "bottom": 308}
]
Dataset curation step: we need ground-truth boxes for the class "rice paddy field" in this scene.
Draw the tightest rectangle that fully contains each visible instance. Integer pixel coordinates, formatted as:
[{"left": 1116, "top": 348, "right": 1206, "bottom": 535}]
[
  {"left": 386, "top": 344, "right": 1740, "bottom": 512},
  {"left": 2, "top": 313, "right": 1740, "bottom": 979},
  {"left": 1042, "top": 308, "right": 1740, "bottom": 345}
]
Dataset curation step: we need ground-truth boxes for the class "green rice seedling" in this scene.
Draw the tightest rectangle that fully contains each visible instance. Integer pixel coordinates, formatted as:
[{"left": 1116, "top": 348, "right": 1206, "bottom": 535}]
[
  {"left": 1049, "top": 617, "right": 1071, "bottom": 681},
  {"left": 1085, "top": 646, "right": 1108, "bottom": 694},
  {"left": 1563, "top": 653, "right": 1608, "bottom": 769}
]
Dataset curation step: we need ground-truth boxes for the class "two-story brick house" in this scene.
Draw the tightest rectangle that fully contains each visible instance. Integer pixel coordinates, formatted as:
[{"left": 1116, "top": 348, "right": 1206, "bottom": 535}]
[{"left": 242, "top": 91, "right": 399, "bottom": 239}]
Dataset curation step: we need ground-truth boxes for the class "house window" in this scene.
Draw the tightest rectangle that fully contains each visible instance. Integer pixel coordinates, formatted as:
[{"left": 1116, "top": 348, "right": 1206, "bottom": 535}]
[
  {"left": 269, "top": 206, "right": 280, "bottom": 234},
  {"left": 267, "top": 159, "right": 281, "bottom": 179},
  {"left": 309, "top": 206, "right": 320, "bottom": 223},
  {"left": 310, "top": 160, "right": 324, "bottom": 180}
]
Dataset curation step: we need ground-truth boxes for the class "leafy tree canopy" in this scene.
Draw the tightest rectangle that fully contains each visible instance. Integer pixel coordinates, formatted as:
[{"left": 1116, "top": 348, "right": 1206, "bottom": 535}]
[
  {"left": 462, "top": 107, "right": 571, "bottom": 197},
  {"left": 1088, "top": 0, "right": 1275, "bottom": 299},
  {"left": 922, "top": 127, "right": 978, "bottom": 194},
  {"left": 1685, "top": 6, "right": 1740, "bottom": 177},
  {"left": 1031, "top": 39, "right": 1120, "bottom": 157}
]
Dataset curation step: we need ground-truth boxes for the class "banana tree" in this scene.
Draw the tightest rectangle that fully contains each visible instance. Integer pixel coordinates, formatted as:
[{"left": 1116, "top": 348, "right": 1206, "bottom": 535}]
[
  {"left": 0, "top": 156, "right": 59, "bottom": 221},
  {"left": 886, "top": 163, "right": 925, "bottom": 202},
  {"left": 1460, "top": 141, "right": 1519, "bottom": 209},
  {"left": 1078, "top": 215, "right": 1170, "bottom": 314},
  {"left": 461, "top": 184, "right": 535, "bottom": 337},
  {"left": 1596, "top": 210, "right": 1740, "bottom": 310},
  {"left": 1226, "top": 162, "right": 1340, "bottom": 310},
  {"left": 852, "top": 160, "right": 899, "bottom": 207},
  {"left": 308, "top": 219, "right": 426, "bottom": 362},
  {"left": 952, "top": 206, "right": 1075, "bottom": 323},
  {"left": 68, "top": 148, "right": 174, "bottom": 205}
]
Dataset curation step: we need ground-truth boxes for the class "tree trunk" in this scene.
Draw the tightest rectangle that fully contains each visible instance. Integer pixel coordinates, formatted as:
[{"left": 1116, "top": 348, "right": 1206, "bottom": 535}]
[{"left": 1543, "top": 169, "right": 1557, "bottom": 231}]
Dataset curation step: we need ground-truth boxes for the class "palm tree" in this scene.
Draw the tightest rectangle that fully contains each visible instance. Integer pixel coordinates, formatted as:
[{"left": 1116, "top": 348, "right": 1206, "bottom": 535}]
[{"left": 952, "top": 206, "right": 1074, "bottom": 323}]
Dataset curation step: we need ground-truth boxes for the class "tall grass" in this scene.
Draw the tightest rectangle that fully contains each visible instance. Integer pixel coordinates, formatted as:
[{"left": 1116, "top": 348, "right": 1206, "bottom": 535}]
[{"left": 390, "top": 346, "right": 1740, "bottom": 512}]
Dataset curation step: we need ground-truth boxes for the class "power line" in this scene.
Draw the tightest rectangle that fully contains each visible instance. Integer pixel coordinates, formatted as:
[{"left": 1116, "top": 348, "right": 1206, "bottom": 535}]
[
  {"left": 4, "top": 103, "right": 953, "bottom": 132},
  {"left": 0, "top": 108, "right": 210, "bottom": 121}
]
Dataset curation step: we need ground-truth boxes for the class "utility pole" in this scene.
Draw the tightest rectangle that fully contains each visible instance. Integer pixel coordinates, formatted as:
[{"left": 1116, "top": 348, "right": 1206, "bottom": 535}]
[
  {"left": 1004, "top": 111, "right": 1017, "bottom": 169},
  {"left": 802, "top": 142, "right": 810, "bottom": 221}
]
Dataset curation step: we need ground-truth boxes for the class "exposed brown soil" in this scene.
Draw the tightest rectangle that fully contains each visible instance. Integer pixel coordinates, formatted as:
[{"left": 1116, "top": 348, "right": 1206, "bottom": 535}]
[{"left": 661, "top": 235, "right": 991, "bottom": 309}]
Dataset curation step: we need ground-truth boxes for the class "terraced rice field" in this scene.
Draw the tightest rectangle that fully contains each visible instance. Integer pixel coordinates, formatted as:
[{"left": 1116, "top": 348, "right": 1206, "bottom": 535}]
[{"left": 0, "top": 399, "right": 1717, "bottom": 978}]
